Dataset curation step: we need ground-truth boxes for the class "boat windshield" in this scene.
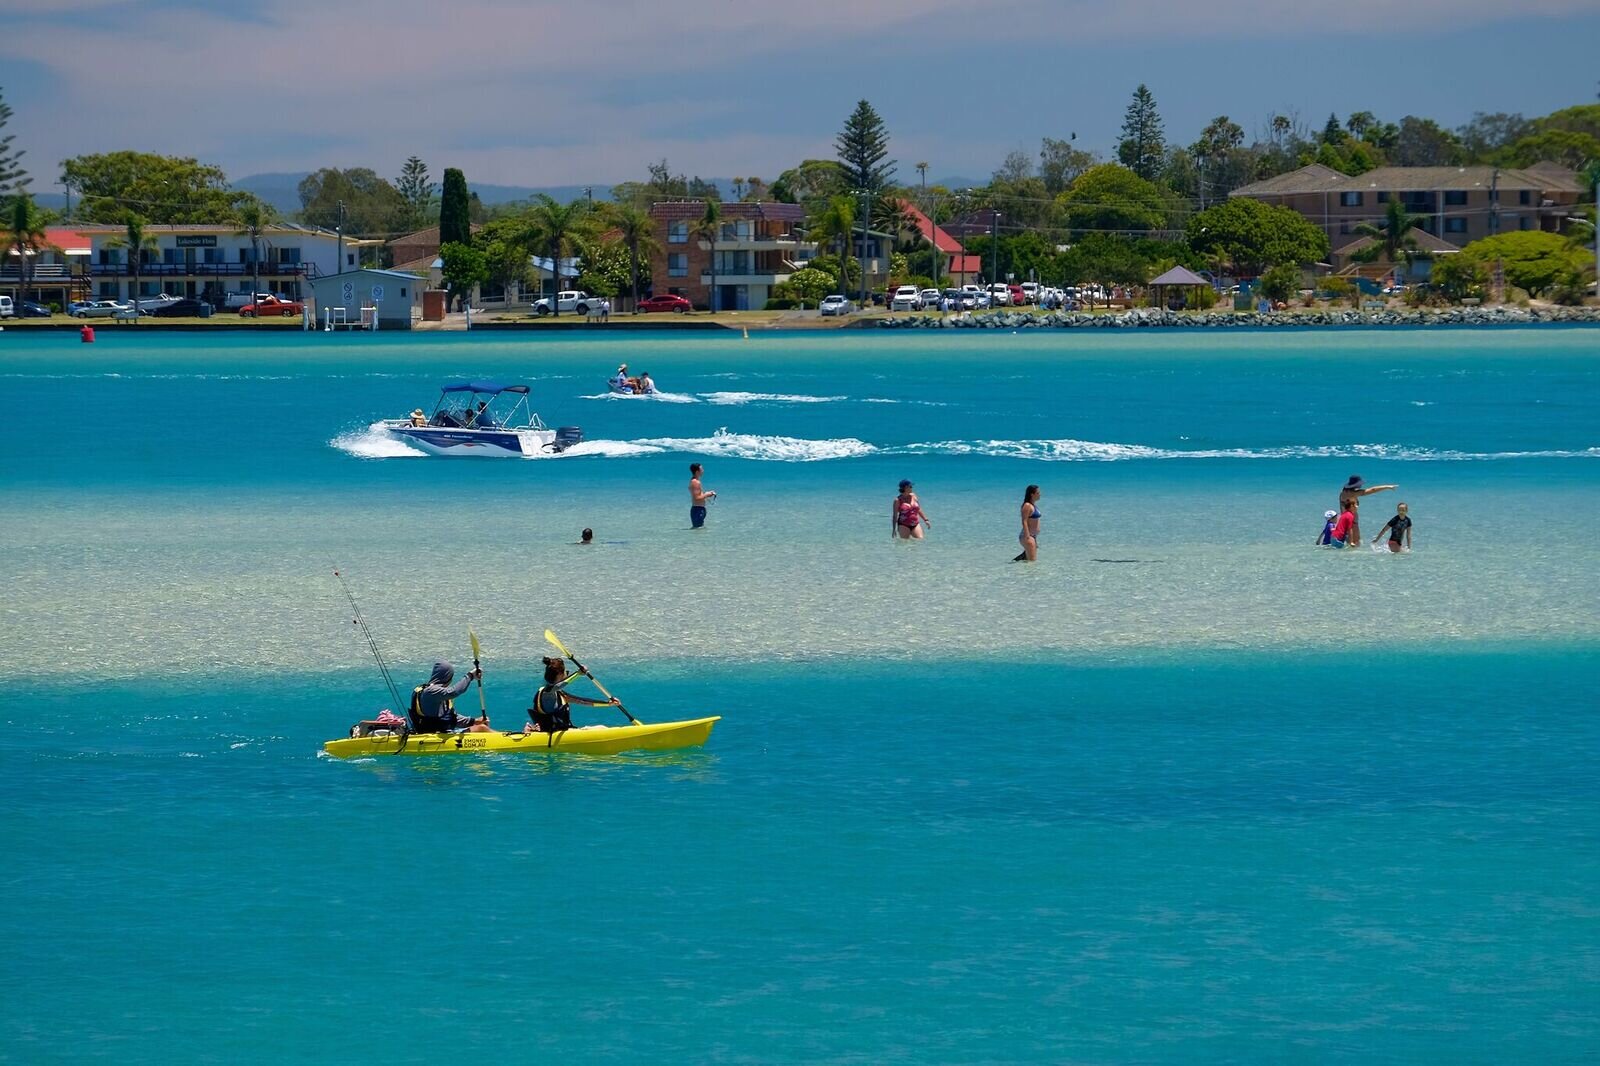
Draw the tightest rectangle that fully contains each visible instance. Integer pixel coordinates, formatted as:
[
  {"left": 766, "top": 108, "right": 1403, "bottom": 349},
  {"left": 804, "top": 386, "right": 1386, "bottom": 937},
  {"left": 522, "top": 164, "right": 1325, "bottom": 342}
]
[{"left": 426, "top": 384, "right": 541, "bottom": 430}]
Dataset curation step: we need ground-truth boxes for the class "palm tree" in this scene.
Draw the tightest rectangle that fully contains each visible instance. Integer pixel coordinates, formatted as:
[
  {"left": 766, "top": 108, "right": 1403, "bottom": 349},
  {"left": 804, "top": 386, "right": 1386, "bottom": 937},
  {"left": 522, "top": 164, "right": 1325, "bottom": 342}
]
[
  {"left": 604, "top": 203, "right": 659, "bottom": 314},
  {"left": 693, "top": 198, "right": 721, "bottom": 312},
  {"left": 809, "top": 195, "right": 857, "bottom": 299},
  {"left": 3, "top": 193, "right": 55, "bottom": 306},
  {"left": 1352, "top": 199, "right": 1429, "bottom": 280},
  {"left": 232, "top": 199, "right": 275, "bottom": 310},
  {"left": 106, "top": 211, "right": 159, "bottom": 316},
  {"left": 524, "top": 195, "right": 593, "bottom": 315}
]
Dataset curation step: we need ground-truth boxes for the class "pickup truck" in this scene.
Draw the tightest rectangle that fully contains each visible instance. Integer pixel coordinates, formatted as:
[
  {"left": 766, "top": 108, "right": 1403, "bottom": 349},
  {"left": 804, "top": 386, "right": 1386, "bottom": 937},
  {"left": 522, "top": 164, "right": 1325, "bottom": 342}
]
[
  {"left": 239, "top": 295, "right": 305, "bottom": 318},
  {"left": 532, "top": 290, "right": 602, "bottom": 316}
]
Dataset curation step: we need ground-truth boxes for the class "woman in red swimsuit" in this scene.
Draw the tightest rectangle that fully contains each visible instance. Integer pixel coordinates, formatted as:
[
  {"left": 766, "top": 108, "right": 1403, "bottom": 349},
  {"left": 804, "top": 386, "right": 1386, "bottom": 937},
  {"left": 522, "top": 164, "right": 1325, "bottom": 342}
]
[{"left": 891, "top": 479, "right": 930, "bottom": 540}]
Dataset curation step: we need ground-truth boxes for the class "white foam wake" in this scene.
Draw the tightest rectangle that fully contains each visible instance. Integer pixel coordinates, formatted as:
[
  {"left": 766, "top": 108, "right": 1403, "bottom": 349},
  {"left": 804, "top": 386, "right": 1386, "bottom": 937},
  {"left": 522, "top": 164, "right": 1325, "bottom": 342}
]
[
  {"left": 699, "top": 391, "right": 848, "bottom": 405},
  {"left": 629, "top": 429, "right": 878, "bottom": 462},
  {"left": 578, "top": 390, "right": 698, "bottom": 404},
  {"left": 899, "top": 439, "right": 1600, "bottom": 462},
  {"left": 331, "top": 423, "right": 426, "bottom": 458}
]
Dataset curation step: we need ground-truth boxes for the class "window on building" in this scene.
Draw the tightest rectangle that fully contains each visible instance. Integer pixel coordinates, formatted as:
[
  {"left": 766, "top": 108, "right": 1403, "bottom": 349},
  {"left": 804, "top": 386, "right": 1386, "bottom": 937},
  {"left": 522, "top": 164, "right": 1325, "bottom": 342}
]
[
  {"left": 1377, "top": 191, "right": 1390, "bottom": 203},
  {"left": 668, "top": 253, "right": 687, "bottom": 277},
  {"left": 1444, "top": 190, "right": 1467, "bottom": 206},
  {"left": 1445, "top": 217, "right": 1467, "bottom": 233},
  {"left": 203, "top": 248, "right": 221, "bottom": 264},
  {"left": 1339, "top": 192, "right": 1363, "bottom": 207},
  {"left": 667, "top": 221, "right": 688, "bottom": 244},
  {"left": 278, "top": 247, "right": 301, "bottom": 264},
  {"left": 163, "top": 248, "right": 179, "bottom": 264},
  {"left": 1520, "top": 216, "right": 1533, "bottom": 230},
  {"left": 99, "top": 282, "right": 120, "bottom": 299},
  {"left": 1518, "top": 190, "right": 1531, "bottom": 205},
  {"left": 346, "top": 252, "right": 356, "bottom": 266},
  {"left": 99, "top": 249, "right": 122, "bottom": 265},
  {"left": 1338, "top": 221, "right": 1351, "bottom": 235},
  {"left": 400, "top": 288, "right": 407, "bottom": 298}
]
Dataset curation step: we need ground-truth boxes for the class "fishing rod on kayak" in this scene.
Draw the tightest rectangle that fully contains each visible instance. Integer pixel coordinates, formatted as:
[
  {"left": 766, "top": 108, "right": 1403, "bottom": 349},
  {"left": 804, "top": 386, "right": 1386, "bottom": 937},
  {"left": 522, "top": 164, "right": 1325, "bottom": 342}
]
[
  {"left": 334, "top": 570, "right": 404, "bottom": 712},
  {"left": 545, "top": 629, "right": 641, "bottom": 724}
]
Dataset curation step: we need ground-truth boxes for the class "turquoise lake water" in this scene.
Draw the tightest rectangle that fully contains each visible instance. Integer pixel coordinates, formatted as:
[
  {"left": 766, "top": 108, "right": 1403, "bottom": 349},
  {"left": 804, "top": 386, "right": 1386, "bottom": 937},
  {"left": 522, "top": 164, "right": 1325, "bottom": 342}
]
[{"left": 2, "top": 327, "right": 1597, "bottom": 1062}]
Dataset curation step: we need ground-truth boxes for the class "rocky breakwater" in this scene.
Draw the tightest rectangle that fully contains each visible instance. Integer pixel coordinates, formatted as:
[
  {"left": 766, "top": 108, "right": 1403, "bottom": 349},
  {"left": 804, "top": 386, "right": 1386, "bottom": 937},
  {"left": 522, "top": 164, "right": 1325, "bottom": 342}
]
[{"left": 878, "top": 306, "right": 1600, "bottom": 329}]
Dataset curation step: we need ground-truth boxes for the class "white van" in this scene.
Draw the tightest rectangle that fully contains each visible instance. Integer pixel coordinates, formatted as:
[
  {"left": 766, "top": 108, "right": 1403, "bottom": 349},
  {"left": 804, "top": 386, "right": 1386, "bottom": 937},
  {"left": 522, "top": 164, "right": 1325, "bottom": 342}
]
[
  {"left": 989, "top": 283, "right": 1012, "bottom": 307},
  {"left": 0, "top": 295, "right": 13, "bottom": 317}
]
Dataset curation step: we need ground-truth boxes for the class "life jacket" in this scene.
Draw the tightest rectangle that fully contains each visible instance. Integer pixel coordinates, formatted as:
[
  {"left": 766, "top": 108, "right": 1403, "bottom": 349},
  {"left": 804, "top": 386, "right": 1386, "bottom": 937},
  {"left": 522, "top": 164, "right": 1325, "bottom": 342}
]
[
  {"left": 408, "top": 684, "right": 454, "bottom": 729},
  {"left": 529, "top": 685, "right": 572, "bottom": 731}
]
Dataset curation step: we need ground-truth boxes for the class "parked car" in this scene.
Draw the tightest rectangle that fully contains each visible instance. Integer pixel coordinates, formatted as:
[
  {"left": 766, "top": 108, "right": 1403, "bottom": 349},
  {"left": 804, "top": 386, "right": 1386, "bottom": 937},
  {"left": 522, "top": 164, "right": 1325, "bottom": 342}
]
[
  {"left": 1008, "top": 284, "right": 1027, "bottom": 306},
  {"left": 73, "top": 300, "right": 133, "bottom": 319},
  {"left": 239, "top": 295, "right": 304, "bottom": 318},
  {"left": 637, "top": 293, "right": 693, "bottom": 314},
  {"left": 222, "top": 292, "right": 275, "bottom": 311},
  {"left": 819, "top": 294, "right": 852, "bottom": 316},
  {"left": 1020, "top": 282, "right": 1039, "bottom": 302},
  {"left": 0, "top": 295, "right": 12, "bottom": 317},
  {"left": 533, "top": 290, "right": 602, "bottom": 315},
  {"left": 18, "top": 300, "right": 53, "bottom": 317},
  {"left": 891, "top": 285, "right": 923, "bottom": 311},
  {"left": 148, "top": 297, "right": 211, "bottom": 318},
  {"left": 919, "top": 288, "right": 942, "bottom": 309},
  {"left": 989, "top": 283, "right": 1012, "bottom": 307}
]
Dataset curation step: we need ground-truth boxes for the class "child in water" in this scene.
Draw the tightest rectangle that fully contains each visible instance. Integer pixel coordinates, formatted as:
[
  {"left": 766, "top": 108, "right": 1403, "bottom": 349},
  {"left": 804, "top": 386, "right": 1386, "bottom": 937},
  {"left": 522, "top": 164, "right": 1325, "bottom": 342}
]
[
  {"left": 1375, "top": 503, "right": 1412, "bottom": 553},
  {"left": 1326, "top": 505, "right": 1356, "bottom": 549},
  {"left": 1315, "top": 509, "right": 1338, "bottom": 546}
]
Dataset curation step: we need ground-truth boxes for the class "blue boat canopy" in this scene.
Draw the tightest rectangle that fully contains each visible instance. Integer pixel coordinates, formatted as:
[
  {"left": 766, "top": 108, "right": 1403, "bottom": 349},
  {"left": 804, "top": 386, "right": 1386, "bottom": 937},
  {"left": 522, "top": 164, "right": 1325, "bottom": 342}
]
[{"left": 440, "top": 381, "right": 530, "bottom": 395}]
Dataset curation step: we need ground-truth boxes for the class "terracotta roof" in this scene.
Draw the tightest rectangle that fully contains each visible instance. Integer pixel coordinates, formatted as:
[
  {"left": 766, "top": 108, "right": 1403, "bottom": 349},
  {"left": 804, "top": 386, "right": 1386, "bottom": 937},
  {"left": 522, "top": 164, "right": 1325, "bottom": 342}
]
[
  {"left": 649, "top": 201, "right": 805, "bottom": 222},
  {"left": 44, "top": 228, "right": 91, "bottom": 254},
  {"left": 947, "top": 254, "right": 984, "bottom": 275},
  {"left": 898, "top": 200, "right": 964, "bottom": 254}
]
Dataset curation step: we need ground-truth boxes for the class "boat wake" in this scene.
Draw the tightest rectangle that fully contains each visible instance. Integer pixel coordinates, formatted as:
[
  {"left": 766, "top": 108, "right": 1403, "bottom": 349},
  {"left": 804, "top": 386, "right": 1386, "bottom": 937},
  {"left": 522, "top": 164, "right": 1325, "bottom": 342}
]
[
  {"left": 700, "top": 391, "right": 848, "bottom": 405},
  {"left": 331, "top": 423, "right": 427, "bottom": 458},
  {"left": 578, "top": 390, "right": 699, "bottom": 404}
]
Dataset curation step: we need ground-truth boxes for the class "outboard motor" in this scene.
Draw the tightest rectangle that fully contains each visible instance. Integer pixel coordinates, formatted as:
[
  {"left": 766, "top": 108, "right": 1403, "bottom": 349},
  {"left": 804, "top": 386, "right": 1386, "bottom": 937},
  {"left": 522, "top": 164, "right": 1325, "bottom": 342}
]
[{"left": 550, "top": 426, "right": 584, "bottom": 453}]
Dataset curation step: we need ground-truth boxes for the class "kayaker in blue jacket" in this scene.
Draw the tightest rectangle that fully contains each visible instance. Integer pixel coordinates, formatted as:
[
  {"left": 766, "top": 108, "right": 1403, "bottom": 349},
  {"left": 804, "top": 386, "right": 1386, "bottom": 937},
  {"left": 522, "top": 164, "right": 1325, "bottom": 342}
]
[
  {"left": 527, "top": 656, "right": 618, "bottom": 733},
  {"left": 409, "top": 661, "right": 490, "bottom": 733}
]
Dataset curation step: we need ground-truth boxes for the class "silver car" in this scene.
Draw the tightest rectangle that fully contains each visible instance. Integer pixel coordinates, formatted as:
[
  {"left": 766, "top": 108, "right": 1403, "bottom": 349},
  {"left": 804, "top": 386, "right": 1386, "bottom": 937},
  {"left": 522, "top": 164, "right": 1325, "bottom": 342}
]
[
  {"left": 73, "top": 300, "right": 133, "bottom": 319},
  {"left": 819, "top": 295, "right": 851, "bottom": 316}
]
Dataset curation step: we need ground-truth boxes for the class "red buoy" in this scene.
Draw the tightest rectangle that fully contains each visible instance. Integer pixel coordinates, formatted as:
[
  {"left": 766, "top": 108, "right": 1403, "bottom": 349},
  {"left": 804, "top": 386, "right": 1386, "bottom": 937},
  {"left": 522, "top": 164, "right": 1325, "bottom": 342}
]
[{"left": 80, "top": 325, "right": 95, "bottom": 343}]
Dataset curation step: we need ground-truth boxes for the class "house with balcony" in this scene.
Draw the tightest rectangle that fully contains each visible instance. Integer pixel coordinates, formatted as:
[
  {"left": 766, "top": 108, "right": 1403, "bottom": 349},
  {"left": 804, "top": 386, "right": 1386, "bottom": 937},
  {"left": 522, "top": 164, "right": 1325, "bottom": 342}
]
[
  {"left": 648, "top": 201, "right": 816, "bottom": 311},
  {"left": 0, "top": 227, "right": 91, "bottom": 307},
  {"left": 1230, "top": 164, "right": 1584, "bottom": 274},
  {"left": 73, "top": 222, "right": 353, "bottom": 305}
]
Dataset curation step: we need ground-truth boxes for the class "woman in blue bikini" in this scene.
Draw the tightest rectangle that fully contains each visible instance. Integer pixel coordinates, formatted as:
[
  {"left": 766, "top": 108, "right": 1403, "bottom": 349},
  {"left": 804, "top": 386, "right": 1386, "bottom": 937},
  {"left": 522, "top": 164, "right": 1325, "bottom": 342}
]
[{"left": 1014, "top": 485, "right": 1042, "bottom": 562}]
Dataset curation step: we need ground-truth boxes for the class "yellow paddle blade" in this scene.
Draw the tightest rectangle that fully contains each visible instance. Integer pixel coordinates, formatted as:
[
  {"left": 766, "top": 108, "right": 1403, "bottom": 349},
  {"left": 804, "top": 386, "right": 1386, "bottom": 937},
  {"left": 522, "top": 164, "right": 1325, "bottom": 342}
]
[
  {"left": 545, "top": 629, "right": 572, "bottom": 659},
  {"left": 469, "top": 629, "right": 482, "bottom": 661}
]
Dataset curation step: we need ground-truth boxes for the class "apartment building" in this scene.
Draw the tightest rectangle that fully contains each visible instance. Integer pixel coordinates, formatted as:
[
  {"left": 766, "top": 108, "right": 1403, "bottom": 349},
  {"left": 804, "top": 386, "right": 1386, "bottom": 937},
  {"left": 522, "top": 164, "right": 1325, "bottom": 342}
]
[
  {"left": 74, "top": 223, "right": 354, "bottom": 303},
  {"left": 648, "top": 201, "right": 817, "bottom": 310}
]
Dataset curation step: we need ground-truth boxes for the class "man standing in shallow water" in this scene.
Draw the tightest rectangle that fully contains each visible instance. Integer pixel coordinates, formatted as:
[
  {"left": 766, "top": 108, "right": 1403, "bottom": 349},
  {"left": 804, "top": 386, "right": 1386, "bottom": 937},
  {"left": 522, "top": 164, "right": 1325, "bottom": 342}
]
[{"left": 689, "top": 462, "right": 716, "bottom": 529}]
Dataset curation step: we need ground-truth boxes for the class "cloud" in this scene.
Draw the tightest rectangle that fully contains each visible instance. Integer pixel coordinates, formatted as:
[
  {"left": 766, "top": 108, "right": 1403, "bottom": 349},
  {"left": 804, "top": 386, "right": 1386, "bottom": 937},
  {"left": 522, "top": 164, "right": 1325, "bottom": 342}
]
[{"left": 4, "top": 0, "right": 1596, "bottom": 185}]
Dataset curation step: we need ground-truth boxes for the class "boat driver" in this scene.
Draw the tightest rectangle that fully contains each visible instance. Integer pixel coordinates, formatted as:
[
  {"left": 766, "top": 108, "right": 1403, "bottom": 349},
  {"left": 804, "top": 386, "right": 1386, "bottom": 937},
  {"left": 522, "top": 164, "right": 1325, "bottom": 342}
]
[
  {"left": 409, "top": 661, "right": 491, "bottom": 733},
  {"left": 469, "top": 401, "right": 497, "bottom": 429}
]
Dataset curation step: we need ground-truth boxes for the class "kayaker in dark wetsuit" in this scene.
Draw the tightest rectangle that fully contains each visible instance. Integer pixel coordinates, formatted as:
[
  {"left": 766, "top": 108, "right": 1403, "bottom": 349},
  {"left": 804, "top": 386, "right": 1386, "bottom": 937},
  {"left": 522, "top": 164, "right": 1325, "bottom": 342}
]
[
  {"left": 409, "top": 661, "right": 490, "bottom": 733},
  {"left": 527, "top": 656, "right": 618, "bottom": 733}
]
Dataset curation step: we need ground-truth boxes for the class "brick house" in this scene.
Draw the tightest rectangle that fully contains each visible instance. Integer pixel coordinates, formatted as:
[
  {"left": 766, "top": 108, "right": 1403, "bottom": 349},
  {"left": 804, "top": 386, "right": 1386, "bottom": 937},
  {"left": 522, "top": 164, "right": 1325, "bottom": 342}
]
[{"left": 647, "top": 201, "right": 817, "bottom": 310}]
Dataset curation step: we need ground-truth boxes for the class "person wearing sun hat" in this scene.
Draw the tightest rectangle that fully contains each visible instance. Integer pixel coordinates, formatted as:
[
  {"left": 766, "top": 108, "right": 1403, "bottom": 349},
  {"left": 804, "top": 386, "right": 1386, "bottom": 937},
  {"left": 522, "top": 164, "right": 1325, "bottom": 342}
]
[
  {"left": 1316, "top": 508, "right": 1339, "bottom": 546},
  {"left": 1337, "top": 474, "right": 1398, "bottom": 547}
]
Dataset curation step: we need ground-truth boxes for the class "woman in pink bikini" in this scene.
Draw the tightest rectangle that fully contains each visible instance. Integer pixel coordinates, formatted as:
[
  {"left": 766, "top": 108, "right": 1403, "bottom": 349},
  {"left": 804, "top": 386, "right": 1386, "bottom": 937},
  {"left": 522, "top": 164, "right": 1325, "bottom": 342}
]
[{"left": 891, "top": 479, "right": 931, "bottom": 540}]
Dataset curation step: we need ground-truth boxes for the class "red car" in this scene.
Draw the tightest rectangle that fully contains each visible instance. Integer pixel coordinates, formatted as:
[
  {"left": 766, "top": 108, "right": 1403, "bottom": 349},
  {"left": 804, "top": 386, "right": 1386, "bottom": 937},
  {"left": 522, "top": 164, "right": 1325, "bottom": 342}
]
[
  {"left": 239, "top": 295, "right": 304, "bottom": 318},
  {"left": 637, "top": 294, "right": 692, "bottom": 314},
  {"left": 1008, "top": 284, "right": 1027, "bottom": 306}
]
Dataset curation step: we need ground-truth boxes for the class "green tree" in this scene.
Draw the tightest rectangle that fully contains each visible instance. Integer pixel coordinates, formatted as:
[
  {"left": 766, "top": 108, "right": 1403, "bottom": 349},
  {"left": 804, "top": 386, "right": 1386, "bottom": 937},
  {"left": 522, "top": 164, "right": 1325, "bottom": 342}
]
[
  {"left": 1191, "top": 116, "right": 1246, "bottom": 205},
  {"left": 777, "top": 267, "right": 833, "bottom": 307},
  {"left": 297, "top": 167, "right": 408, "bottom": 238},
  {"left": 1345, "top": 111, "right": 1379, "bottom": 142},
  {"left": 438, "top": 241, "right": 488, "bottom": 307},
  {"left": 1456, "top": 231, "right": 1588, "bottom": 299},
  {"left": 1350, "top": 199, "right": 1430, "bottom": 276},
  {"left": 0, "top": 87, "right": 27, "bottom": 197},
  {"left": 395, "top": 156, "right": 436, "bottom": 232},
  {"left": 1504, "top": 128, "right": 1600, "bottom": 170},
  {"left": 60, "top": 152, "right": 239, "bottom": 224},
  {"left": 438, "top": 168, "right": 471, "bottom": 246},
  {"left": 106, "top": 212, "right": 160, "bottom": 315},
  {"left": 475, "top": 218, "right": 531, "bottom": 301},
  {"left": 3, "top": 192, "right": 54, "bottom": 304},
  {"left": 1321, "top": 113, "right": 1346, "bottom": 145},
  {"left": 1429, "top": 252, "right": 1489, "bottom": 301},
  {"left": 1039, "top": 137, "right": 1097, "bottom": 196},
  {"left": 836, "top": 100, "right": 896, "bottom": 193},
  {"left": 1258, "top": 263, "right": 1300, "bottom": 303},
  {"left": 1391, "top": 116, "right": 1464, "bottom": 166},
  {"left": 1058, "top": 164, "right": 1169, "bottom": 235},
  {"left": 521, "top": 195, "right": 593, "bottom": 315},
  {"left": 808, "top": 195, "right": 858, "bottom": 297},
  {"left": 1117, "top": 85, "right": 1165, "bottom": 180},
  {"left": 770, "top": 159, "right": 847, "bottom": 210},
  {"left": 232, "top": 199, "right": 275, "bottom": 307},
  {"left": 1187, "top": 197, "right": 1329, "bottom": 277},
  {"left": 1455, "top": 112, "right": 1531, "bottom": 161},
  {"left": 694, "top": 198, "right": 722, "bottom": 311},
  {"left": 574, "top": 239, "right": 639, "bottom": 299},
  {"left": 602, "top": 203, "right": 658, "bottom": 312}
]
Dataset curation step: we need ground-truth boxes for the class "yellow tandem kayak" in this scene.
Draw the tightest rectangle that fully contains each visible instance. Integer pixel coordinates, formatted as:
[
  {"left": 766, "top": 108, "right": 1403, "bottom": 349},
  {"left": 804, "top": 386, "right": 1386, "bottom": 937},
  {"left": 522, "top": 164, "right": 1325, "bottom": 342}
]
[{"left": 322, "top": 716, "right": 720, "bottom": 759}]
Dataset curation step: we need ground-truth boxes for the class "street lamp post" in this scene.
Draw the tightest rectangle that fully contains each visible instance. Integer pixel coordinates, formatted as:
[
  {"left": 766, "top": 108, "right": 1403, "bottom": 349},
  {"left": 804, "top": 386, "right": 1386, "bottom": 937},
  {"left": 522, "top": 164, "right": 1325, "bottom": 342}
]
[{"left": 336, "top": 199, "right": 346, "bottom": 275}]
